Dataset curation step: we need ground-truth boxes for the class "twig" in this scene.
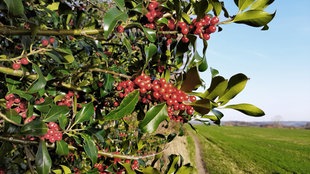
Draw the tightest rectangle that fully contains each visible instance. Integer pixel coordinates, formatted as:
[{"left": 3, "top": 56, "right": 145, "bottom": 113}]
[
  {"left": 89, "top": 68, "right": 131, "bottom": 79},
  {"left": 0, "top": 112, "right": 23, "bottom": 127},
  {"left": 0, "top": 136, "right": 38, "bottom": 145}
]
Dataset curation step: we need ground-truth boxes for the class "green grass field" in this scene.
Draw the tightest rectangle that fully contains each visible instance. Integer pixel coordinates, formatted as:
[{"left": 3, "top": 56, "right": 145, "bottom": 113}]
[{"left": 187, "top": 125, "right": 310, "bottom": 174}]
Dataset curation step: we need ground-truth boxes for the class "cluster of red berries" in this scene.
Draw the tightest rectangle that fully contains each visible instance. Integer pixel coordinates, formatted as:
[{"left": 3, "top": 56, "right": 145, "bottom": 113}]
[
  {"left": 12, "top": 57, "right": 29, "bottom": 70},
  {"left": 116, "top": 73, "right": 196, "bottom": 122},
  {"left": 56, "top": 91, "right": 76, "bottom": 107},
  {"left": 41, "top": 37, "right": 56, "bottom": 47},
  {"left": 142, "top": 0, "right": 219, "bottom": 45},
  {"left": 5, "top": 93, "right": 27, "bottom": 117},
  {"left": 41, "top": 122, "right": 63, "bottom": 143}
]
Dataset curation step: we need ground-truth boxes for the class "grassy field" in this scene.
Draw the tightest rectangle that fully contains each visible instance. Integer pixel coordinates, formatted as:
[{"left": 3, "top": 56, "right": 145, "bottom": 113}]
[{"left": 187, "top": 125, "right": 310, "bottom": 174}]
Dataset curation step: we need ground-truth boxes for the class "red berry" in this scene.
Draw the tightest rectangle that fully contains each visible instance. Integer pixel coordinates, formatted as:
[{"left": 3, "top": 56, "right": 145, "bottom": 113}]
[
  {"left": 210, "top": 16, "right": 219, "bottom": 25},
  {"left": 178, "top": 21, "right": 187, "bottom": 29},
  {"left": 166, "top": 38, "right": 172, "bottom": 45},
  {"left": 12, "top": 63, "right": 21, "bottom": 70},
  {"left": 49, "top": 37, "right": 55, "bottom": 44},
  {"left": 113, "top": 101, "right": 119, "bottom": 107},
  {"left": 203, "top": 33, "right": 210, "bottom": 40},
  {"left": 20, "top": 57, "right": 29, "bottom": 65},
  {"left": 41, "top": 39, "right": 49, "bottom": 47},
  {"left": 208, "top": 25, "right": 217, "bottom": 33},
  {"left": 117, "top": 25, "right": 124, "bottom": 33},
  {"left": 181, "top": 27, "right": 189, "bottom": 35},
  {"left": 181, "top": 36, "right": 189, "bottom": 43},
  {"left": 167, "top": 19, "right": 175, "bottom": 30}
]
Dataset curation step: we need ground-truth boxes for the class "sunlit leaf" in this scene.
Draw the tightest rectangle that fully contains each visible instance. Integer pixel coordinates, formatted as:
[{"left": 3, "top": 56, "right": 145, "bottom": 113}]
[
  {"left": 225, "top": 103, "right": 265, "bottom": 116},
  {"left": 44, "top": 105, "right": 70, "bottom": 122},
  {"left": 250, "top": 0, "right": 274, "bottom": 10},
  {"left": 105, "top": 90, "right": 139, "bottom": 120},
  {"left": 235, "top": 0, "right": 255, "bottom": 11},
  {"left": 139, "top": 103, "right": 168, "bottom": 133},
  {"left": 233, "top": 10, "right": 276, "bottom": 27},
  {"left": 218, "top": 73, "right": 249, "bottom": 105},
  {"left": 203, "top": 76, "right": 228, "bottom": 100}
]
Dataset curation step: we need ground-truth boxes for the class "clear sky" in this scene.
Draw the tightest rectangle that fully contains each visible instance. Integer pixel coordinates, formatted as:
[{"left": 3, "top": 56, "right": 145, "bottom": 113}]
[{"left": 198, "top": 1, "right": 310, "bottom": 122}]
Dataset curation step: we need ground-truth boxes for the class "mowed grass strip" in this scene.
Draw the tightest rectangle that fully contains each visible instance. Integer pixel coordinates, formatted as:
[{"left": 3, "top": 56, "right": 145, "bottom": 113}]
[{"left": 188, "top": 125, "right": 310, "bottom": 174}]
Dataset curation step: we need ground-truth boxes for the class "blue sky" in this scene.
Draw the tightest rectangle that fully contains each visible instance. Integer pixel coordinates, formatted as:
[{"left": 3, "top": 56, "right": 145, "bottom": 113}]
[{"left": 199, "top": 1, "right": 310, "bottom": 121}]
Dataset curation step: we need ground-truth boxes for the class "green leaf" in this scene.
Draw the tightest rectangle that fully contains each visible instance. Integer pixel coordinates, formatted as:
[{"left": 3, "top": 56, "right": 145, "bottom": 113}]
[
  {"left": 44, "top": 105, "right": 70, "bottom": 122},
  {"left": 6, "top": 109, "right": 22, "bottom": 124},
  {"left": 80, "top": 133, "right": 98, "bottom": 165},
  {"left": 4, "top": 0, "right": 24, "bottom": 16},
  {"left": 176, "top": 164, "right": 194, "bottom": 174},
  {"left": 73, "top": 102, "right": 94, "bottom": 125},
  {"left": 34, "top": 98, "right": 53, "bottom": 113},
  {"left": 166, "top": 155, "right": 180, "bottom": 174},
  {"left": 144, "top": 43, "right": 157, "bottom": 69},
  {"left": 210, "top": 67, "right": 219, "bottom": 77},
  {"left": 60, "top": 165, "right": 72, "bottom": 174},
  {"left": 180, "top": 67, "right": 202, "bottom": 92},
  {"left": 233, "top": 10, "right": 276, "bottom": 27},
  {"left": 114, "top": 0, "right": 125, "bottom": 10},
  {"left": 193, "top": 0, "right": 209, "bottom": 19},
  {"left": 105, "top": 90, "right": 139, "bottom": 120},
  {"left": 103, "top": 7, "right": 128, "bottom": 39},
  {"left": 218, "top": 73, "right": 249, "bottom": 105},
  {"left": 204, "top": 76, "right": 228, "bottom": 100},
  {"left": 224, "top": 103, "right": 265, "bottom": 116},
  {"left": 21, "top": 120, "right": 48, "bottom": 136},
  {"left": 120, "top": 163, "right": 135, "bottom": 174},
  {"left": 56, "top": 140, "right": 69, "bottom": 156},
  {"left": 28, "top": 64, "right": 47, "bottom": 94},
  {"left": 236, "top": 0, "right": 255, "bottom": 11},
  {"left": 250, "top": 0, "right": 274, "bottom": 10},
  {"left": 139, "top": 103, "right": 168, "bottom": 133},
  {"left": 142, "top": 27, "right": 156, "bottom": 42},
  {"left": 36, "top": 140, "right": 52, "bottom": 174},
  {"left": 58, "top": 114, "right": 68, "bottom": 130},
  {"left": 190, "top": 99, "right": 211, "bottom": 115},
  {"left": 142, "top": 166, "right": 160, "bottom": 174},
  {"left": 210, "top": 0, "right": 222, "bottom": 16}
]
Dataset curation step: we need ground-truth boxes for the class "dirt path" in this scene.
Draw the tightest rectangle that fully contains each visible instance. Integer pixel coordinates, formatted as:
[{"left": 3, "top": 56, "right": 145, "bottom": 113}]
[
  {"left": 164, "top": 131, "right": 208, "bottom": 174},
  {"left": 188, "top": 131, "right": 208, "bottom": 174}
]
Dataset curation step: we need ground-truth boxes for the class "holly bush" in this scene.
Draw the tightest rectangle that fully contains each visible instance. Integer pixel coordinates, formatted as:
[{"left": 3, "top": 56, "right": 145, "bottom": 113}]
[{"left": 0, "top": 0, "right": 275, "bottom": 173}]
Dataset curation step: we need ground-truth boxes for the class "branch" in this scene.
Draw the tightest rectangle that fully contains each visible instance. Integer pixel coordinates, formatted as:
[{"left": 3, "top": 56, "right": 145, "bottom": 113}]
[
  {"left": 0, "top": 136, "right": 38, "bottom": 145},
  {"left": 0, "top": 27, "right": 105, "bottom": 36},
  {"left": 89, "top": 68, "right": 131, "bottom": 79},
  {"left": 0, "top": 112, "right": 23, "bottom": 127}
]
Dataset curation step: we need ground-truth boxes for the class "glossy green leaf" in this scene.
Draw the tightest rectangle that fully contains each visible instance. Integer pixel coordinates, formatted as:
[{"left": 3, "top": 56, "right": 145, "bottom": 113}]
[
  {"left": 211, "top": 109, "right": 224, "bottom": 124},
  {"left": 114, "top": 0, "right": 125, "bottom": 10},
  {"left": 235, "top": 0, "right": 255, "bottom": 11},
  {"left": 34, "top": 98, "right": 53, "bottom": 113},
  {"left": 198, "top": 56, "right": 208, "bottom": 72},
  {"left": 176, "top": 164, "right": 194, "bottom": 174},
  {"left": 6, "top": 109, "right": 21, "bottom": 124},
  {"left": 4, "top": 0, "right": 24, "bottom": 16},
  {"left": 45, "top": 51, "right": 62, "bottom": 64},
  {"left": 120, "top": 163, "right": 135, "bottom": 174},
  {"left": 156, "top": 17, "right": 168, "bottom": 25},
  {"left": 251, "top": 0, "right": 274, "bottom": 10},
  {"left": 58, "top": 114, "right": 68, "bottom": 130},
  {"left": 103, "top": 7, "right": 128, "bottom": 39},
  {"left": 73, "top": 102, "right": 94, "bottom": 125},
  {"left": 233, "top": 10, "right": 276, "bottom": 27},
  {"left": 36, "top": 140, "right": 52, "bottom": 174},
  {"left": 144, "top": 43, "right": 157, "bottom": 69},
  {"left": 142, "top": 27, "right": 156, "bottom": 42},
  {"left": 56, "top": 140, "right": 69, "bottom": 156},
  {"left": 166, "top": 155, "right": 180, "bottom": 174},
  {"left": 63, "top": 54, "right": 74, "bottom": 63},
  {"left": 80, "top": 133, "right": 98, "bottom": 165},
  {"left": 180, "top": 67, "right": 202, "bottom": 92},
  {"left": 142, "top": 166, "right": 160, "bottom": 174},
  {"left": 218, "top": 73, "right": 249, "bottom": 105},
  {"left": 210, "top": 67, "right": 219, "bottom": 77},
  {"left": 193, "top": 0, "right": 209, "bottom": 19},
  {"left": 225, "top": 103, "right": 265, "bottom": 116},
  {"left": 44, "top": 105, "right": 70, "bottom": 122},
  {"left": 210, "top": 0, "right": 222, "bottom": 16},
  {"left": 21, "top": 120, "right": 48, "bottom": 136},
  {"left": 28, "top": 64, "right": 47, "bottom": 94},
  {"left": 181, "top": 12, "right": 191, "bottom": 24},
  {"left": 60, "top": 165, "right": 72, "bottom": 174},
  {"left": 139, "top": 103, "right": 168, "bottom": 133},
  {"left": 204, "top": 76, "right": 228, "bottom": 100},
  {"left": 105, "top": 90, "right": 139, "bottom": 120},
  {"left": 190, "top": 99, "right": 211, "bottom": 115}
]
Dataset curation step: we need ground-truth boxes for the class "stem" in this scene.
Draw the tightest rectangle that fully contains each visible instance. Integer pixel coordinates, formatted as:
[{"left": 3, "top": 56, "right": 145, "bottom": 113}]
[
  {"left": 0, "top": 112, "right": 23, "bottom": 127},
  {"left": 0, "top": 136, "right": 38, "bottom": 145},
  {"left": 0, "top": 48, "right": 51, "bottom": 62},
  {"left": 97, "top": 150, "right": 163, "bottom": 160},
  {"left": 0, "top": 27, "right": 105, "bottom": 36},
  {"left": 89, "top": 68, "right": 131, "bottom": 79}
]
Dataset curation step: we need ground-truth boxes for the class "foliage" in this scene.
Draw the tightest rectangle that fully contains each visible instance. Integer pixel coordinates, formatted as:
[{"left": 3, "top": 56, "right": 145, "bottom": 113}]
[{"left": 0, "top": 0, "right": 274, "bottom": 173}]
